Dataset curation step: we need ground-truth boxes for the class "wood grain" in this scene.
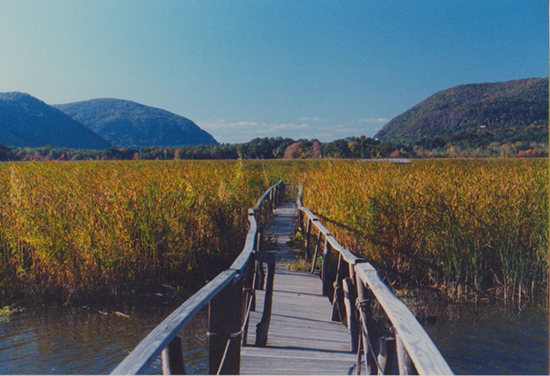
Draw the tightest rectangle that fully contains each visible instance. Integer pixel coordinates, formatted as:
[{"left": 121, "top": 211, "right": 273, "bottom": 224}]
[
  {"left": 111, "top": 270, "right": 237, "bottom": 375},
  {"left": 356, "top": 263, "right": 453, "bottom": 375}
]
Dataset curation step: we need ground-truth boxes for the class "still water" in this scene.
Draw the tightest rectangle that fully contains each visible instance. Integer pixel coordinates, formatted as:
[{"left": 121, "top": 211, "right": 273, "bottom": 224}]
[
  {"left": 0, "top": 304, "right": 208, "bottom": 374},
  {"left": 425, "top": 301, "right": 549, "bottom": 375},
  {"left": 0, "top": 301, "right": 547, "bottom": 374}
]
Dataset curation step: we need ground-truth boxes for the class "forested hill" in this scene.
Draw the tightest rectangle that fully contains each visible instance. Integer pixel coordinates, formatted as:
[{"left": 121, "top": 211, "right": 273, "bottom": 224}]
[
  {"left": 375, "top": 78, "right": 548, "bottom": 148},
  {"left": 54, "top": 99, "right": 219, "bottom": 149},
  {"left": 0, "top": 92, "right": 112, "bottom": 149}
]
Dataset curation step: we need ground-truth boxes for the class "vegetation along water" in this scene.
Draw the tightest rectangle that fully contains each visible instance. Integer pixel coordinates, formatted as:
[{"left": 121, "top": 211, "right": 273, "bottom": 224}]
[
  {"left": 0, "top": 158, "right": 547, "bottom": 374},
  {"left": 0, "top": 159, "right": 547, "bottom": 305},
  {"left": 301, "top": 159, "right": 548, "bottom": 303}
]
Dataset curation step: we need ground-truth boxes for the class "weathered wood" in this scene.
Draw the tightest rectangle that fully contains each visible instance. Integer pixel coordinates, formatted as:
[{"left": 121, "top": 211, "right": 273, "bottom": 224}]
[
  {"left": 305, "top": 219, "right": 312, "bottom": 260},
  {"left": 255, "top": 261, "right": 265, "bottom": 290},
  {"left": 256, "top": 260, "right": 276, "bottom": 346},
  {"left": 397, "top": 333, "right": 417, "bottom": 375},
  {"left": 322, "top": 238, "right": 332, "bottom": 298},
  {"left": 244, "top": 252, "right": 256, "bottom": 313},
  {"left": 229, "top": 210, "right": 257, "bottom": 273},
  {"left": 255, "top": 251, "right": 277, "bottom": 264},
  {"left": 111, "top": 270, "right": 237, "bottom": 375},
  {"left": 242, "top": 259, "right": 356, "bottom": 375},
  {"left": 242, "top": 254, "right": 256, "bottom": 347},
  {"left": 242, "top": 289, "right": 253, "bottom": 347},
  {"left": 298, "top": 206, "right": 318, "bottom": 222},
  {"left": 331, "top": 255, "right": 347, "bottom": 323},
  {"left": 112, "top": 182, "right": 283, "bottom": 376},
  {"left": 254, "top": 180, "right": 283, "bottom": 211},
  {"left": 311, "top": 231, "right": 322, "bottom": 274},
  {"left": 356, "top": 278, "right": 377, "bottom": 375},
  {"left": 115, "top": 184, "right": 452, "bottom": 376},
  {"left": 378, "top": 336, "right": 396, "bottom": 375},
  {"left": 315, "top": 220, "right": 332, "bottom": 237},
  {"left": 343, "top": 277, "right": 359, "bottom": 353},
  {"left": 162, "top": 336, "right": 186, "bottom": 375},
  {"left": 356, "top": 263, "right": 453, "bottom": 375},
  {"left": 209, "top": 278, "right": 244, "bottom": 375}
]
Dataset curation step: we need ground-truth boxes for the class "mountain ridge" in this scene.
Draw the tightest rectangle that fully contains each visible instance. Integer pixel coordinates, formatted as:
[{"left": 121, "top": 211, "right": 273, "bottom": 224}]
[
  {"left": 375, "top": 77, "right": 548, "bottom": 146},
  {"left": 0, "top": 92, "right": 112, "bottom": 149},
  {"left": 54, "top": 98, "right": 218, "bottom": 149}
]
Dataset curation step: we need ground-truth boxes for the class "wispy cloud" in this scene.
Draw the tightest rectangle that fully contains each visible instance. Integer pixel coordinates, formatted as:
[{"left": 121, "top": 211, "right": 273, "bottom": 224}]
[
  {"left": 299, "top": 117, "right": 321, "bottom": 121},
  {"left": 196, "top": 119, "right": 312, "bottom": 143},
  {"left": 358, "top": 118, "right": 389, "bottom": 123},
  {"left": 197, "top": 118, "right": 382, "bottom": 144}
]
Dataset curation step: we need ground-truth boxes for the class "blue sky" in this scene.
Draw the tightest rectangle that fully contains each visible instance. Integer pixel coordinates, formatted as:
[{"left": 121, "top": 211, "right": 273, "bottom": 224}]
[{"left": 0, "top": 1, "right": 547, "bottom": 143}]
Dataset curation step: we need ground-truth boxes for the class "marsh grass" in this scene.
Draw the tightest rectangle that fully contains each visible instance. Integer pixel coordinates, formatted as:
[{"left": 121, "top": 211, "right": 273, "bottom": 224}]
[
  {"left": 0, "top": 160, "right": 284, "bottom": 305},
  {"left": 0, "top": 159, "right": 546, "bottom": 306},
  {"left": 301, "top": 159, "right": 548, "bottom": 302}
]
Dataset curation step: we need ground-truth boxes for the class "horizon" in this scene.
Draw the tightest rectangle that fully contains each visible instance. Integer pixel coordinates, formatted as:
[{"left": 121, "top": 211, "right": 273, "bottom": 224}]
[{"left": 0, "top": 1, "right": 547, "bottom": 143}]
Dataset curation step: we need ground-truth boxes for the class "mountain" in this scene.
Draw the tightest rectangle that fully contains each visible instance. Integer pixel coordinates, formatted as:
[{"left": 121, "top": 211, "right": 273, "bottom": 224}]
[
  {"left": 375, "top": 78, "right": 548, "bottom": 146},
  {"left": 54, "top": 99, "right": 218, "bottom": 149},
  {"left": 0, "top": 92, "right": 112, "bottom": 149},
  {"left": 0, "top": 142, "right": 16, "bottom": 161}
]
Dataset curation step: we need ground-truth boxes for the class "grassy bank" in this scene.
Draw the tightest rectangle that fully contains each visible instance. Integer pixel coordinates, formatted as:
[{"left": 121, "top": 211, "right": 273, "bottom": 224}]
[
  {"left": 0, "top": 160, "right": 287, "bottom": 305},
  {"left": 0, "top": 158, "right": 546, "bottom": 306},
  {"left": 301, "top": 159, "right": 548, "bottom": 302}
]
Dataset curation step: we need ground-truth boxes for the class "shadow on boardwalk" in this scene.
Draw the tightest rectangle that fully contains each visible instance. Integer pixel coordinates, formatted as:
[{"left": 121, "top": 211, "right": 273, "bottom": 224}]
[{"left": 241, "top": 202, "right": 357, "bottom": 375}]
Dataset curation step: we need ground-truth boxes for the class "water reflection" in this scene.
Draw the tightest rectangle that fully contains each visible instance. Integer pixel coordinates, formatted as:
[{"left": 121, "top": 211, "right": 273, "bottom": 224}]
[
  {"left": 0, "top": 304, "right": 208, "bottom": 375},
  {"left": 0, "top": 301, "right": 547, "bottom": 374},
  {"left": 424, "top": 302, "right": 549, "bottom": 375}
]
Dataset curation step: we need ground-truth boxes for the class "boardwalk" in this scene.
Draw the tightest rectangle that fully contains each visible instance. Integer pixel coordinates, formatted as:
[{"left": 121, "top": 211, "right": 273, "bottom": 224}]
[
  {"left": 241, "top": 202, "right": 357, "bottom": 375},
  {"left": 112, "top": 182, "right": 452, "bottom": 375}
]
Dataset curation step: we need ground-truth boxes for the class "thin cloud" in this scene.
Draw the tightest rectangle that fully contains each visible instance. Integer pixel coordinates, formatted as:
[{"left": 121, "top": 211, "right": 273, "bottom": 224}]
[
  {"left": 197, "top": 118, "right": 383, "bottom": 144},
  {"left": 300, "top": 117, "right": 321, "bottom": 121},
  {"left": 196, "top": 120, "right": 312, "bottom": 143},
  {"left": 358, "top": 118, "right": 389, "bottom": 123}
]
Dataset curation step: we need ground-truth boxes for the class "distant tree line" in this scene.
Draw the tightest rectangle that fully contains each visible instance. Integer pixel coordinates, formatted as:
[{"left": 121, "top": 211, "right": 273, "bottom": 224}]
[{"left": 2, "top": 135, "right": 547, "bottom": 162}]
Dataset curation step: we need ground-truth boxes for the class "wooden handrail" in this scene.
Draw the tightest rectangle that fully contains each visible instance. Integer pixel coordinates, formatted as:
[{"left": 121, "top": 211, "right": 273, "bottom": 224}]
[
  {"left": 111, "top": 270, "right": 237, "bottom": 375},
  {"left": 253, "top": 180, "right": 283, "bottom": 210},
  {"left": 296, "top": 185, "right": 453, "bottom": 375},
  {"left": 229, "top": 209, "right": 257, "bottom": 274},
  {"left": 111, "top": 180, "right": 284, "bottom": 375},
  {"left": 356, "top": 263, "right": 453, "bottom": 375}
]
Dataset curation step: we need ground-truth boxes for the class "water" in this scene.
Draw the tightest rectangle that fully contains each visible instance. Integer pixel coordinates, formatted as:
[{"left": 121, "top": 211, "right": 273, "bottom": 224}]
[
  {"left": 0, "top": 301, "right": 547, "bottom": 374},
  {"left": 0, "top": 304, "right": 208, "bottom": 374},
  {"left": 424, "top": 301, "right": 549, "bottom": 375}
]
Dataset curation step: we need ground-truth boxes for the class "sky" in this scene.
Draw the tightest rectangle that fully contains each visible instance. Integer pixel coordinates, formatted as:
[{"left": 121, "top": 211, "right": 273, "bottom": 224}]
[{"left": 0, "top": 1, "right": 547, "bottom": 144}]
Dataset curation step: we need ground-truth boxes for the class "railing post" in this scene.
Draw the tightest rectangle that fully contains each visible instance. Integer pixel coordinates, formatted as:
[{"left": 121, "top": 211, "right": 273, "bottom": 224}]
[
  {"left": 343, "top": 277, "right": 360, "bottom": 353},
  {"left": 255, "top": 252, "right": 276, "bottom": 346},
  {"left": 331, "top": 255, "right": 348, "bottom": 323},
  {"left": 305, "top": 219, "right": 312, "bottom": 260},
  {"left": 208, "top": 278, "right": 244, "bottom": 375},
  {"left": 378, "top": 336, "right": 396, "bottom": 375},
  {"left": 254, "top": 229, "right": 265, "bottom": 290},
  {"left": 255, "top": 261, "right": 265, "bottom": 290},
  {"left": 322, "top": 238, "right": 332, "bottom": 298},
  {"left": 162, "top": 336, "right": 186, "bottom": 375},
  {"left": 396, "top": 333, "right": 418, "bottom": 375},
  {"left": 311, "top": 231, "right": 322, "bottom": 274},
  {"left": 356, "top": 277, "right": 377, "bottom": 375},
  {"left": 242, "top": 254, "right": 256, "bottom": 346}
]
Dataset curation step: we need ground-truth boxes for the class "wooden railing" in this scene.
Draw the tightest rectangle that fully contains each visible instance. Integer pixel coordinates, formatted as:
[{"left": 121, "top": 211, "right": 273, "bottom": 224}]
[
  {"left": 297, "top": 186, "right": 453, "bottom": 375},
  {"left": 111, "top": 180, "right": 285, "bottom": 375}
]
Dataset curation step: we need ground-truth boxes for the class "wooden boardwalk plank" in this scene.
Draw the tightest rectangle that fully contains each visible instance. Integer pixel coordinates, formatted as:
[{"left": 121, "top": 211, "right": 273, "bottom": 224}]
[{"left": 241, "top": 203, "right": 357, "bottom": 375}]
